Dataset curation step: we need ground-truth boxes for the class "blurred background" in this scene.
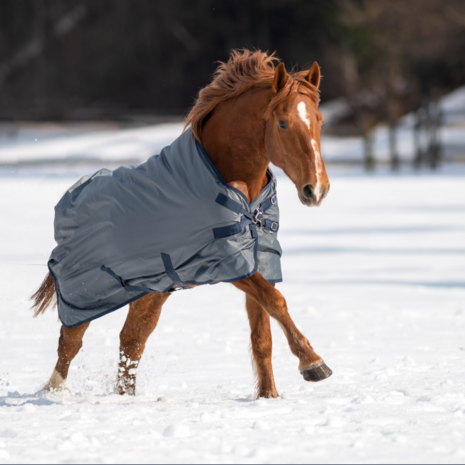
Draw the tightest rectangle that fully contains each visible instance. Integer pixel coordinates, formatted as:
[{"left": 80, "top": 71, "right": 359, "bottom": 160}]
[{"left": 1, "top": 0, "right": 465, "bottom": 170}]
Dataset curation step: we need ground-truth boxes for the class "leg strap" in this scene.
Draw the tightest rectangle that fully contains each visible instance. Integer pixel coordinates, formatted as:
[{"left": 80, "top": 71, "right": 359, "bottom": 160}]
[{"left": 160, "top": 253, "right": 190, "bottom": 290}]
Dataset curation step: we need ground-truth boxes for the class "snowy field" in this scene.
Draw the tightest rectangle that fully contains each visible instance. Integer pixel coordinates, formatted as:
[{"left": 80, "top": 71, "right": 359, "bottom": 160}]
[
  {"left": 1, "top": 86, "right": 464, "bottom": 167},
  {"left": 1, "top": 119, "right": 464, "bottom": 167},
  {"left": 1, "top": 160, "right": 464, "bottom": 464}
]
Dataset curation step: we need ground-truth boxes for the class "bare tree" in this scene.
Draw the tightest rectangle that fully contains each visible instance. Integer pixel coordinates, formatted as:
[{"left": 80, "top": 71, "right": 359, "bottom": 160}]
[{"left": 336, "top": 0, "right": 465, "bottom": 169}]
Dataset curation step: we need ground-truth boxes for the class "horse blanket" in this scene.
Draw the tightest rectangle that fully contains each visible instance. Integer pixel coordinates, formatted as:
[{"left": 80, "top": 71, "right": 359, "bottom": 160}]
[{"left": 49, "top": 129, "right": 282, "bottom": 328}]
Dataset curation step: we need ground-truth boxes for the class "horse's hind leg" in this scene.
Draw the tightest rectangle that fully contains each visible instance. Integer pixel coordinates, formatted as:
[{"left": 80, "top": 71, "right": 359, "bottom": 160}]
[
  {"left": 117, "top": 292, "right": 170, "bottom": 395},
  {"left": 246, "top": 294, "right": 278, "bottom": 398},
  {"left": 43, "top": 322, "right": 90, "bottom": 391}
]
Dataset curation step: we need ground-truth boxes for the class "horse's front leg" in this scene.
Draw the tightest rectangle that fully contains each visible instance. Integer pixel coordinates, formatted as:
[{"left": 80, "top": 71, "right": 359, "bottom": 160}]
[
  {"left": 234, "top": 272, "right": 332, "bottom": 382},
  {"left": 117, "top": 292, "right": 170, "bottom": 395},
  {"left": 246, "top": 294, "right": 279, "bottom": 398}
]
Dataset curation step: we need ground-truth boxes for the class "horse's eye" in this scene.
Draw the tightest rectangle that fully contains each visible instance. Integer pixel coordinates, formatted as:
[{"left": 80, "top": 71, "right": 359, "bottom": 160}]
[{"left": 278, "top": 120, "right": 288, "bottom": 130}]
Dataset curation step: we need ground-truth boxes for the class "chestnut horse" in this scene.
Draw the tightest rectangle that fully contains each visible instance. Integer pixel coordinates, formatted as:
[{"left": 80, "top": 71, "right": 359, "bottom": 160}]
[{"left": 32, "top": 50, "right": 331, "bottom": 399}]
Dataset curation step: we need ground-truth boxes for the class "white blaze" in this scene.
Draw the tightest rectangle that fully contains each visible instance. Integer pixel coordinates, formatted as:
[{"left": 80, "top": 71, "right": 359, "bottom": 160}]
[
  {"left": 311, "top": 138, "right": 324, "bottom": 202},
  {"left": 297, "top": 101, "right": 311, "bottom": 129},
  {"left": 297, "top": 100, "right": 325, "bottom": 204}
]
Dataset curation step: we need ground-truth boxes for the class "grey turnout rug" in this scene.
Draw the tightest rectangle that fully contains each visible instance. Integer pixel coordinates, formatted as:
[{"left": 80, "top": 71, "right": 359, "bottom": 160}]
[{"left": 49, "top": 129, "right": 282, "bottom": 328}]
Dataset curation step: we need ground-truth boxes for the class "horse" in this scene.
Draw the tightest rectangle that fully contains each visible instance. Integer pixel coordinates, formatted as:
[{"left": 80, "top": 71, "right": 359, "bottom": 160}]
[{"left": 31, "top": 49, "right": 331, "bottom": 399}]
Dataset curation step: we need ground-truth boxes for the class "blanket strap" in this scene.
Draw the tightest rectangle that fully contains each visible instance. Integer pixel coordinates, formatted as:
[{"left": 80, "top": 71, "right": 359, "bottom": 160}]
[
  {"left": 213, "top": 193, "right": 279, "bottom": 239},
  {"left": 100, "top": 265, "right": 149, "bottom": 292},
  {"left": 160, "top": 253, "right": 190, "bottom": 290}
]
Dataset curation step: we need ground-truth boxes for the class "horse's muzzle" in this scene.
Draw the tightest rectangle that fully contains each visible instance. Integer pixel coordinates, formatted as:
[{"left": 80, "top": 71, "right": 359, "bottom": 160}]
[
  {"left": 299, "top": 183, "right": 330, "bottom": 207},
  {"left": 299, "top": 183, "right": 317, "bottom": 207}
]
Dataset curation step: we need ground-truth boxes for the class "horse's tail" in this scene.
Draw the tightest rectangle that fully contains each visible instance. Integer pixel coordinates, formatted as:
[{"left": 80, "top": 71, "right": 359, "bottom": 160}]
[{"left": 31, "top": 272, "right": 57, "bottom": 317}]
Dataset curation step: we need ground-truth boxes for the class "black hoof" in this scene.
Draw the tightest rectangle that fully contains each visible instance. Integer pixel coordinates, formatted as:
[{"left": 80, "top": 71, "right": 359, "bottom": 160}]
[{"left": 300, "top": 360, "right": 333, "bottom": 382}]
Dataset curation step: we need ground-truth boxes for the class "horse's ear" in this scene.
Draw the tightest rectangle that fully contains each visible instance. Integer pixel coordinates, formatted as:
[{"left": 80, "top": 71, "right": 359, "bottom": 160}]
[
  {"left": 273, "top": 63, "right": 288, "bottom": 93},
  {"left": 307, "top": 61, "right": 321, "bottom": 89}
]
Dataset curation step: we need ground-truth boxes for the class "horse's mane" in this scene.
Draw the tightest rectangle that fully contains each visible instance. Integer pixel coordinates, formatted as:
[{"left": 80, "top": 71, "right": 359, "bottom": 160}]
[{"left": 185, "top": 49, "right": 320, "bottom": 140}]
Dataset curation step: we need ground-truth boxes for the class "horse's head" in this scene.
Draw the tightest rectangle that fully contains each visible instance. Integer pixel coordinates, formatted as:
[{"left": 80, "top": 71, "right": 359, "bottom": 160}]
[{"left": 264, "top": 62, "right": 329, "bottom": 207}]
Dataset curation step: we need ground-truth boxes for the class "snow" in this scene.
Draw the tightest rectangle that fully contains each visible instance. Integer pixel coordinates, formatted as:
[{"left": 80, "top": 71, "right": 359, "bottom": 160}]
[
  {"left": 318, "top": 97, "right": 351, "bottom": 125},
  {"left": 0, "top": 122, "right": 184, "bottom": 165},
  {"left": 318, "top": 85, "right": 465, "bottom": 163},
  {"left": 1, "top": 119, "right": 456, "bottom": 167},
  {"left": 1, "top": 118, "right": 463, "bottom": 166},
  {"left": 1, "top": 161, "right": 465, "bottom": 463},
  {"left": 440, "top": 86, "right": 465, "bottom": 116},
  {"left": 1, "top": 85, "right": 464, "bottom": 169}
]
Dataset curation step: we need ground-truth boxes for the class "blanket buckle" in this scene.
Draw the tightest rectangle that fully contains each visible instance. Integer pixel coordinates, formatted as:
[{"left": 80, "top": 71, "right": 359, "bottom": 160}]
[{"left": 253, "top": 207, "right": 263, "bottom": 225}]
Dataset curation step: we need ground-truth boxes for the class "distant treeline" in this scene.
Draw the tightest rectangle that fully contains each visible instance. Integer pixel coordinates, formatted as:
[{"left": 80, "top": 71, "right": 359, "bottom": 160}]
[{"left": 1, "top": 0, "right": 464, "bottom": 122}]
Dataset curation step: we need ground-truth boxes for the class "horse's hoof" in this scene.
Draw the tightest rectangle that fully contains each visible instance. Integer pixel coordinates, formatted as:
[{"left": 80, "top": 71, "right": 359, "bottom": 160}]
[
  {"left": 116, "top": 387, "right": 135, "bottom": 396},
  {"left": 300, "top": 360, "right": 332, "bottom": 382},
  {"left": 43, "top": 369, "right": 66, "bottom": 391},
  {"left": 116, "top": 381, "right": 135, "bottom": 396}
]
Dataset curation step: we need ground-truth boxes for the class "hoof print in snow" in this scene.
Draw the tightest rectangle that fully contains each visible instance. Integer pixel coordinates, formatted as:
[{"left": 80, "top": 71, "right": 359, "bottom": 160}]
[{"left": 300, "top": 361, "right": 333, "bottom": 382}]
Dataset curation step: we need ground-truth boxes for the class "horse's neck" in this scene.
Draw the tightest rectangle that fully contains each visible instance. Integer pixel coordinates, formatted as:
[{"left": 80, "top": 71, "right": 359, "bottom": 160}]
[{"left": 201, "top": 87, "right": 273, "bottom": 201}]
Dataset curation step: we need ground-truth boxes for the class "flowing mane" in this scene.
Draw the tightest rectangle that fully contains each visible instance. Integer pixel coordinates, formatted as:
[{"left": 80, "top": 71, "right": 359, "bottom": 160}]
[{"left": 185, "top": 49, "right": 320, "bottom": 140}]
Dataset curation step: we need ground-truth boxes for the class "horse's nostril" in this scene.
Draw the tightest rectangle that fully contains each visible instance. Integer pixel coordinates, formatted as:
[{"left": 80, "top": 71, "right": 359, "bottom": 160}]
[{"left": 303, "top": 184, "right": 314, "bottom": 200}]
